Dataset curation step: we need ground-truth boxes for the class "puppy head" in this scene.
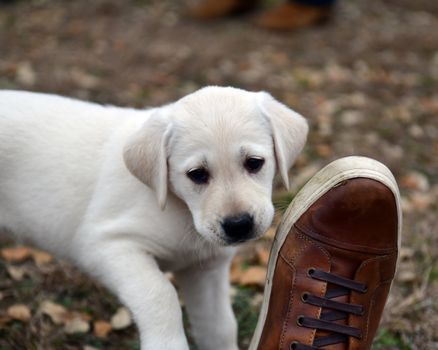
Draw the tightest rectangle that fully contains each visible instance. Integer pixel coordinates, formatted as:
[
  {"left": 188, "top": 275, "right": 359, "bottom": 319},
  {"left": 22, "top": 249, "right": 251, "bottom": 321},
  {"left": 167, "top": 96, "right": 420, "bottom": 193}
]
[{"left": 124, "top": 86, "right": 308, "bottom": 245}]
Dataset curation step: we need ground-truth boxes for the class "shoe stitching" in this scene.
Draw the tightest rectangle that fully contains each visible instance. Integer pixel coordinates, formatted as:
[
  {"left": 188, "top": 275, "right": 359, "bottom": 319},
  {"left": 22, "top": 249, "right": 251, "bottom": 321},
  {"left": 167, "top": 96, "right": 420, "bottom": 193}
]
[
  {"left": 351, "top": 254, "right": 395, "bottom": 345},
  {"left": 283, "top": 237, "right": 395, "bottom": 349},
  {"left": 283, "top": 231, "right": 332, "bottom": 269},
  {"left": 278, "top": 232, "right": 331, "bottom": 348},
  {"left": 356, "top": 253, "right": 397, "bottom": 279},
  {"left": 296, "top": 232, "right": 331, "bottom": 347},
  {"left": 278, "top": 257, "right": 297, "bottom": 350},
  {"left": 278, "top": 236, "right": 305, "bottom": 350},
  {"left": 295, "top": 222, "right": 397, "bottom": 254},
  {"left": 350, "top": 279, "right": 392, "bottom": 347}
]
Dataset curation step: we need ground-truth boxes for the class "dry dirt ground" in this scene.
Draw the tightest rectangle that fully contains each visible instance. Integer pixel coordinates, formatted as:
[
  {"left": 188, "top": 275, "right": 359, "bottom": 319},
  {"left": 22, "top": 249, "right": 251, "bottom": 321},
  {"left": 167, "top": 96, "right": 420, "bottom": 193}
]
[{"left": 0, "top": 0, "right": 437, "bottom": 349}]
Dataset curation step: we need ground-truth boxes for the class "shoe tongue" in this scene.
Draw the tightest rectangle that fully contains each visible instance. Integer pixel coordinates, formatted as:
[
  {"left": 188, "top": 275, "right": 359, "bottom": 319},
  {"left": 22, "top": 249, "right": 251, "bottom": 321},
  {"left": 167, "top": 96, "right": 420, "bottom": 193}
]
[
  {"left": 296, "top": 178, "right": 398, "bottom": 253},
  {"left": 313, "top": 254, "right": 358, "bottom": 350}
]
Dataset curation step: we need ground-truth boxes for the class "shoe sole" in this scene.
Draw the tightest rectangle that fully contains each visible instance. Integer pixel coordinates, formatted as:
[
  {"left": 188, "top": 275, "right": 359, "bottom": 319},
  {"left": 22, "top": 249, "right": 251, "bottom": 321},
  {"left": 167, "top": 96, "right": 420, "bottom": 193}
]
[{"left": 248, "top": 156, "right": 402, "bottom": 350}]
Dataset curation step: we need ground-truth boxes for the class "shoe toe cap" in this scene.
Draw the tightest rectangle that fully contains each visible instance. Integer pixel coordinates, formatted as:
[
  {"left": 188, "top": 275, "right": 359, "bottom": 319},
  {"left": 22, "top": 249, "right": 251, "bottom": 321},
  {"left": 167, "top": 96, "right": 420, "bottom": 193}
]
[{"left": 296, "top": 178, "right": 399, "bottom": 252}]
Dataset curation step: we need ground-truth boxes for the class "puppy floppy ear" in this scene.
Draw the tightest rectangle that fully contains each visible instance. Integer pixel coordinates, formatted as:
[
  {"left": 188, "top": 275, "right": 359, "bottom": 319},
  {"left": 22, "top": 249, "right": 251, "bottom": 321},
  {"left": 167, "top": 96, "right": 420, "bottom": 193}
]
[
  {"left": 257, "top": 92, "right": 308, "bottom": 190},
  {"left": 123, "top": 113, "right": 172, "bottom": 210}
]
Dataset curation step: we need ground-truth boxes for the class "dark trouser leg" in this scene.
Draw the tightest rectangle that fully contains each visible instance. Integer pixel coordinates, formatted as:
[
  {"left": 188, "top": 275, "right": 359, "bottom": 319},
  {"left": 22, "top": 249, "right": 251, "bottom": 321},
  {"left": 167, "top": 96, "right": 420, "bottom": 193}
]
[
  {"left": 292, "top": 0, "right": 336, "bottom": 6},
  {"left": 189, "top": 0, "right": 258, "bottom": 20}
]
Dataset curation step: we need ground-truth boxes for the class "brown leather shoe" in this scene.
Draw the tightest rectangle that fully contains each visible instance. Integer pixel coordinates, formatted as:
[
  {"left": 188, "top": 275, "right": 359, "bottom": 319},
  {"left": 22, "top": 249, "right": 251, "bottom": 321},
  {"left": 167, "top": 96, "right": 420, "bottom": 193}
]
[
  {"left": 255, "top": 2, "right": 331, "bottom": 31},
  {"left": 249, "top": 156, "right": 401, "bottom": 350},
  {"left": 188, "top": 0, "right": 258, "bottom": 20}
]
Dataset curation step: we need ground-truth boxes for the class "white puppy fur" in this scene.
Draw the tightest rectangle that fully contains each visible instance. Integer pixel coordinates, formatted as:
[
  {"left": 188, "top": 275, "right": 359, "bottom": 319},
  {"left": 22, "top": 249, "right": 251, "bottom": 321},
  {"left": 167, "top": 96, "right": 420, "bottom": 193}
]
[{"left": 0, "top": 86, "right": 308, "bottom": 350}]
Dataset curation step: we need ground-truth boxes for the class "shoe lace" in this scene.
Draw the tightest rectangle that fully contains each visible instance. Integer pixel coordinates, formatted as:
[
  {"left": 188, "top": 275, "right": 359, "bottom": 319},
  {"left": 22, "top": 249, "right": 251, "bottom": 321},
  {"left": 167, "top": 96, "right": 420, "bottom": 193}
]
[{"left": 290, "top": 268, "right": 368, "bottom": 350}]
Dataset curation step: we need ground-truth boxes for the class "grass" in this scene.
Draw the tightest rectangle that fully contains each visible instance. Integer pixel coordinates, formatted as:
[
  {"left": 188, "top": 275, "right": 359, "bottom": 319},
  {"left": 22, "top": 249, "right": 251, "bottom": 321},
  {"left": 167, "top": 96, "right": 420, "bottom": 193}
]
[
  {"left": 233, "top": 287, "right": 260, "bottom": 348},
  {"left": 373, "top": 329, "right": 413, "bottom": 350}
]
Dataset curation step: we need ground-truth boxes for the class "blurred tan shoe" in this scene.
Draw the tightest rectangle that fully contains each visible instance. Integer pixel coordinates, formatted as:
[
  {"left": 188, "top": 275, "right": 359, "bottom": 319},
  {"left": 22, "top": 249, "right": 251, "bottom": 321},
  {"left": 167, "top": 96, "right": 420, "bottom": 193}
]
[
  {"left": 256, "top": 2, "right": 331, "bottom": 31},
  {"left": 189, "top": 0, "right": 258, "bottom": 20}
]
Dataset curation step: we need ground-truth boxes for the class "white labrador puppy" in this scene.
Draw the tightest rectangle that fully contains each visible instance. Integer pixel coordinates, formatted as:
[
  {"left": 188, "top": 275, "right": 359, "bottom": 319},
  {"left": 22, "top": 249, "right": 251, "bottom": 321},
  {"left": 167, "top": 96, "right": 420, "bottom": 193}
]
[{"left": 0, "top": 86, "right": 308, "bottom": 350}]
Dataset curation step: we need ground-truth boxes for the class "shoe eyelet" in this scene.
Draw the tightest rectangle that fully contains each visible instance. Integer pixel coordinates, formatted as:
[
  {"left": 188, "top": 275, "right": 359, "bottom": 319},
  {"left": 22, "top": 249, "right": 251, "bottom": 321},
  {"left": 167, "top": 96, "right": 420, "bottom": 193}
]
[
  {"left": 290, "top": 341, "right": 299, "bottom": 350},
  {"left": 296, "top": 315, "right": 305, "bottom": 326},
  {"left": 307, "top": 267, "right": 315, "bottom": 277},
  {"left": 362, "top": 285, "right": 368, "bottom": 294},
  {"left": 301, "top": 292, "right": 309, "bottom": 303}
]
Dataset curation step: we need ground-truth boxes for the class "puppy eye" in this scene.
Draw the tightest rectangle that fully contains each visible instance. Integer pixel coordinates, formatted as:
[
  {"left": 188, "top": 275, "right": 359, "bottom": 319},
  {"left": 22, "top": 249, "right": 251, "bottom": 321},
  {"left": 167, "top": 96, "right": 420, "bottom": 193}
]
[
  {"left": 187, "top": 168, "right": 209, "bottom": 184},
  {"left": 245, "top": 157, "right": 265, "bottom": 173}
]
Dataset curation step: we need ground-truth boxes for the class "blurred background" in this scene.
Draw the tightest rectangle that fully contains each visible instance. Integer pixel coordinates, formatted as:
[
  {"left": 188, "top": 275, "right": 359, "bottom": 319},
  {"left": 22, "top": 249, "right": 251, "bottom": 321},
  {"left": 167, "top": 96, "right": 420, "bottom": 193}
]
[{"left": 0, "top": 0, "right": 437, "bottom": 349}]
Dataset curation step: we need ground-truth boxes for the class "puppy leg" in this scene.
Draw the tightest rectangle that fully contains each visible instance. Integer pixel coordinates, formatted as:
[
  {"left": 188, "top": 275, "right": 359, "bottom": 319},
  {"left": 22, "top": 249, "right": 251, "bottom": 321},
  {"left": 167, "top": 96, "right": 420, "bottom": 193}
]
[
  {"left": 175, "top": 254, "right": 239, "bottom": 350},
  {"left": 80, "top": 241, "right": 189, "bottom": 350}
]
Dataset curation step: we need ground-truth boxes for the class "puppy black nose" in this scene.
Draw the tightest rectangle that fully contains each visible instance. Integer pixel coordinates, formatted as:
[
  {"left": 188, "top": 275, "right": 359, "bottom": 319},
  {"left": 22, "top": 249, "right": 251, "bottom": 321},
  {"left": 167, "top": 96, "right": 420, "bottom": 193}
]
[{"left": 221, "top": 213, "right": 254, "bottom": 242}]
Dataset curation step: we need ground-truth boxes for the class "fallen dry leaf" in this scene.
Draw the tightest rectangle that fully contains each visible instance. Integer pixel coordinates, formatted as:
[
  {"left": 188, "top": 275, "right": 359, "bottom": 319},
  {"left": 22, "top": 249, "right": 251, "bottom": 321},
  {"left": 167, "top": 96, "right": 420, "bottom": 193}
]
[
  {"left": 315, "top": 144, "right": 333, "bottom": 157},
  {"left": 70, "top": 68, "right": 100, "bottom": 89},
  {"left": 110, "top": 307, "right": 132, "bottom": 330},
  {"left": 39, "top": 300, "right": 68, "bottom": 325},
  {"left": 230, "top": 256, "right": 244, "bottom": 284},
  {"left": 410, "top": 193, "right": 433, "bottom": 210},
  {"left": 256, "top": 247, "right": 271, "bottom": 266},
  {"left": 397, "top": 270, "right": 417, "bottom": 283},
  {"left": 75, "top": 311, "right": 92, "bottom": 322},
  {"left": 0, "top": 313, "right": 12, "bottom": 327},
  {"left": 1, "top": 246, "right": 32, "bottom": 262},
  {"left": 6, "top": 265, "right": 27, "bottom": 281},
  {"left": 400, "top": 172, "right": 429, "bottom": 192},
  {"left": 400, "top": 247, "right": 415, "bottom": 260},
  {"left": 64, "top": 317, "right": 90, "bottom": 334},
  {"left": 7, "top": 304, "right": 32, "bottom": 322},
  {"left": 30, "top": 249, "right": 53, "bottom": 265},
  {"left": 264, "top": 226, "right": 276, "bottom": 240},
  {"left": 239, "top": 266, "right": 267, "bottom": 287},
  {"left": 400, "top": 195, "right": 413, "bottom": 213},
  {"left": 250, "top": 293, "right": 265, "bottom": 309},
  {"left": 93, "top": 320, "right": 112, "bottom": 338},
  {"left": 15, "top": 61, "right": 36, "bottom": 87}
]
